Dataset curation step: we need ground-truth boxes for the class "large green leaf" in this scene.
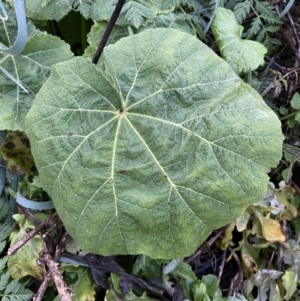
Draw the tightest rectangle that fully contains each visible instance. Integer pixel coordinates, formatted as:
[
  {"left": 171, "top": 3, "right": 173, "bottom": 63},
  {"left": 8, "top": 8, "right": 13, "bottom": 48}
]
[
  {"left": 0, "top": 5, "right": 74, "bottom": 130},
  {"left": 211, "top": 8, "right": 267, "bottom": 74},
  {"left": 26, "top": 28, "right": 283, "bottom": 259}
]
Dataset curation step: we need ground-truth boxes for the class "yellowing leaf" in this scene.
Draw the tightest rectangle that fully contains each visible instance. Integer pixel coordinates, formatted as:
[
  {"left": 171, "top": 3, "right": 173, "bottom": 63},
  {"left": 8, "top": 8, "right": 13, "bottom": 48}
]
[
  {"left": 216, "top": 221, "right": 235, "bottom": 250},
  {"left": 270, "top": 284, "right": 281, "bottom": 301},
  {"left": 241, "top": 253, "right": 258, "bottom": 277},
  {"left": 7, "top": 214, "right": 45, "bottom": 280},
  {"left": 240, "top": 242, "right": 260, "bottom": 278},
  {"left": 0, "top": 131, "right": 37, "bottom": 175},
  {"left": 273, "top": 185, "right": 297, "bottom": 221},
  {"left": 212, "top": 8, "right": 267, "bottom": 74},
  {"left": 252, "top": 210, "right": 285, "bottom": 242},
  {"left": 236, "top": 211, "right": 250, "bottom": 232},
  {"left": 261, "top": 216, "right": 285, "bottom": 242}
]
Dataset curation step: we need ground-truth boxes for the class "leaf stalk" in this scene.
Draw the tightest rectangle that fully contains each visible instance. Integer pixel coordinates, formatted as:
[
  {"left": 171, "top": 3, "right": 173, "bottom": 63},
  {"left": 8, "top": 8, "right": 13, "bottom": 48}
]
[{"left": 92, "top": 0, "right": 126, "bottom": 65}]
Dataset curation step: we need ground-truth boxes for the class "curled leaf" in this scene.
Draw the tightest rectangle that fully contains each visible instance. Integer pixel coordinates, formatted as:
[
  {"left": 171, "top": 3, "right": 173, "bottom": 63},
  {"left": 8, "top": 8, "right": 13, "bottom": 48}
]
[{"left": 252, "top": 210, "right": 286, "bottom": 242}]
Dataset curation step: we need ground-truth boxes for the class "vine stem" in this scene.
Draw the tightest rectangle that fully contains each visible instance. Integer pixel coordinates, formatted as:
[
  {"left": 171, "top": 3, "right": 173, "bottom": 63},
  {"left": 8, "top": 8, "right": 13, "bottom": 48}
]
[
  {"left": 280, "top": 111, "right": 298, "bottom": 121},
  {"left": 92, "top": 0, "right": 126, "bottom": 65}
]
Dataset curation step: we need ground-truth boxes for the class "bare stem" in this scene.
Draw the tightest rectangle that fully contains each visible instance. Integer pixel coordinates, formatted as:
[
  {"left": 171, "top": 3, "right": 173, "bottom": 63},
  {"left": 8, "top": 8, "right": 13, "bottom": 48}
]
[{"left": 92, "top": 0, "right": 126, "bottom": 65}]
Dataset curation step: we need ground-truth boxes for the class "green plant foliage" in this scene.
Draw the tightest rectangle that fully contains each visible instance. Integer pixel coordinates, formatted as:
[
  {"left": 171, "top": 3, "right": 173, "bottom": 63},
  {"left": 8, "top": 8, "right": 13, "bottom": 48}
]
[
  {"left": 193, "top": 275, "right": 222, "bottom": 301},
  {"left": 232, "top": 0, "right": 253, "bottom": 23},
  {"left": 122, "top": 1, "right": 155, "bottom": 29},
  {"left": 23, "top": 0, "right": 71, "bottom": 21},
  {"left": 7, "top": 214, "right": 45, "bottom": 280},
  {"left": 26, "top": 28, "right": 283, "bottom": 259},
  {"left": 84, "top": 22, "right": 128, "bottom": 59},
  {"left": 282, "top": 270, "right": 297, "bottom": 300},
  {"left": 280, "top": 92, "right": 300, "bottom": 128},
  {"left": 171, "top": 260, "right": 197, "bottom": 281},
  {"left": 291, "top": 92, "right": 300, "bottom": 110},
  {"left": 84, "top": 12, "right": 194, "bottom": 59},
  {"left": 0, "top": 206, "right": 11, "bottom": 254},
  {"left": 119, "top": 0, "right": 181, "bottom": 29},
  {"left": 35, "top": 0, "right": 178, "bottom": 26},
  {"left": 73, "top": 0, "right": 95, "bottom": 19},
  {"left": 232, "top": 0, "right": 282, "bottom": 52},
  {"left": 0, "top": 257, "right": 33, "bottom": 301},
  {"left": 0, "top": 4, "right": 74, "bottom": 131},
  {"left": 90, "top": 0, "right": 178, "bottom": 27},
  {"left": 18, "top": 175, "right": 48, "bottom": 200},
  {"left": 71, "top": 267, "right": 95, "bottom": 301},
  {"left": 212, "top": 7, "right": 267, "bottom": 74},
  {"left": 133, "top": 255, "right": 162, "bottom": 280},
  {"left": 0, "top": 198, "right": 33, "bottom": 301}
]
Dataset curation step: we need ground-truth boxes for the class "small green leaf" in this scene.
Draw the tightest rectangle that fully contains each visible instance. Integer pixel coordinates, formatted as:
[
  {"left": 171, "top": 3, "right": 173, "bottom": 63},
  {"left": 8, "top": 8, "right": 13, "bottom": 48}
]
[
  {"left": 295, "top": 112, "right": 300, "bottom": 123},
  {"left": 132, "top": 255, "right": 161, "bottom": 280},
  {"left": 73, "top": 0, "right": 94, "bottom": 19},
  {"left": 193, "top": 280, "right": 207, "bottom": 301},
  {"left": 111, "top": 273, "right": 123, "bottom": 294},
  {"left": 291, "top": 92, "right": 300, "bottom": 110},
  {"left": 287, "top": 118, "right": 296, "bottom": 128},
  {"left": 0, "top": 222, "right": 12, "bottom": 247},
  {"left": 0, "top": 196, "right": 10, "bottom": 221},
  {"left": 282, "top": 270, "right": 297, "bottom": 300},
  {"left": 172, "top": 261, "right": 197, "bottom": 281},
  {"left": 279, "top": 106, "right": 289, "bottom": 115},
  {"left": 201, "top": 275, "right": 221, "bottom": 299},
  {"left": 0, "top": 270, "right": 10, "bottom": 291},
  {"left": 212, "top": 8, "right": 267, "bottom": 74},
  {"left": 122, "top": 1, "right": 154, "bottom": 29},
  {"left": 72, "top": 268, "right": 95, "bottom": 301}
]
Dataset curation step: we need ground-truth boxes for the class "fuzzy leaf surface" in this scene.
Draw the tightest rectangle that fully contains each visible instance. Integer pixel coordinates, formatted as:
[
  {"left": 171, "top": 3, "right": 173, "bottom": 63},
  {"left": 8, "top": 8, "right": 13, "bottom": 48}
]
[
  {"left": 84, "top": 13, "right": 194, "bottom": 59},
  {"left": 212, "top": 8, "right": 267, "bottom": 74},
  {"left": 26, "top": 28, "right": 283, "bottom": 259},
  {"left": 86, "top": 0, "right": 178, "bottom": 25},
  {"left": 24, "top": 0, "right": 71, "bottom": 21},
  {"left": 0, "top": 26, "right": 73, "bottom": 130}
]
